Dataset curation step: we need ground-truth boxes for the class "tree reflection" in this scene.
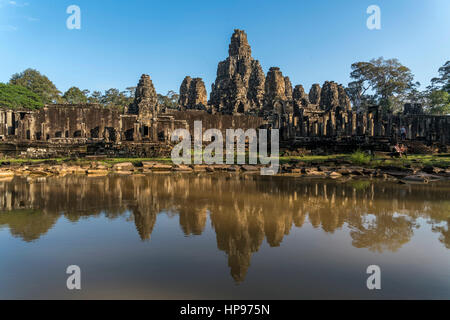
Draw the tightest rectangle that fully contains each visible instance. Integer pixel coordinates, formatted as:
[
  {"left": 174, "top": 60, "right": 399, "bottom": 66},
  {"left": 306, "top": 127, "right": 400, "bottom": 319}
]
[{"left": 0, "top": 174, "right": 449, "bottom": 282}]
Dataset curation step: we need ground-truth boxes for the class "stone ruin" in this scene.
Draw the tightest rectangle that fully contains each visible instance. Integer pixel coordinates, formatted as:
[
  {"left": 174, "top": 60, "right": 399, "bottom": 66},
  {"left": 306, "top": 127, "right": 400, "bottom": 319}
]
[
  {"left": 128, "top": 74, "right": 159, "bottom": 117},
  {"left": 0, "top": 29, "right": 449, "bottom": 158},
  {"left": 179, "top": 76, "right": 208, "bottom": 110},
  {"left": 210, "top": 29, "right": 265, "bottom": 114}
]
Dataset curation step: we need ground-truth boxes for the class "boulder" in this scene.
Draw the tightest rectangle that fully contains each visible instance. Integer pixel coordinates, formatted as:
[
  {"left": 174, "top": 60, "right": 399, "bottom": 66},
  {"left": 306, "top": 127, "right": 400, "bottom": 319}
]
[{"left": 113, "top": 162, "right": 134, "bottom": 171}]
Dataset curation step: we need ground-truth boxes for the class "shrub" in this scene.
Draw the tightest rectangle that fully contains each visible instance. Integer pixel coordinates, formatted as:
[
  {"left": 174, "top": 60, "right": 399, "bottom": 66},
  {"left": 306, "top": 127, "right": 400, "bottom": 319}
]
[{"left": 350, "top": 150, "right": 371, "bottom": 165}]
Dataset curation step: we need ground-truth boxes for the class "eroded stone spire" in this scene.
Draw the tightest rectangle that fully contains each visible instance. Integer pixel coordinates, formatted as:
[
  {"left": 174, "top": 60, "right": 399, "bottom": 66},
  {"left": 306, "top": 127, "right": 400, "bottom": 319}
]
[
  {"left": 228, "top": 29, "right": 252, "bottom": 58},
  {"left": 129, "top": 74, "right": 158, "bottom": 116},
  {"left": 210, "top": 29, "right": 265, "bottom": 114},
  {"left": 179, "top": 76, "right": 207, "bottom": 109}
]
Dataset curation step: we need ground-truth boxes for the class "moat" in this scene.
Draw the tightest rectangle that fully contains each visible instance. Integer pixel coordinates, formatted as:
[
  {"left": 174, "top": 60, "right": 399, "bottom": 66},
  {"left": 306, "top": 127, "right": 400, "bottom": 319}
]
[{"left": 1, "top": 174, "right": 449, "bottom": 299}]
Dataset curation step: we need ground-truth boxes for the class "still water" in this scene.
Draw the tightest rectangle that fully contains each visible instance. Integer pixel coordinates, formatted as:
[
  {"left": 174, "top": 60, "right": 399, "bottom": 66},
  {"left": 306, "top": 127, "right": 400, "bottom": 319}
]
[{"left": 0, "top": 173, "right": 449, "bottom": 299}]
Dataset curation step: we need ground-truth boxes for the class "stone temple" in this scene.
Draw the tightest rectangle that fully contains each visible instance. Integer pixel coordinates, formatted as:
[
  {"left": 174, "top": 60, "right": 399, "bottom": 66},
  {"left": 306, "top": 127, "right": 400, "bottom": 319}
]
[{"left": 0, "top": 29, "right": 449, "bottom": 158}]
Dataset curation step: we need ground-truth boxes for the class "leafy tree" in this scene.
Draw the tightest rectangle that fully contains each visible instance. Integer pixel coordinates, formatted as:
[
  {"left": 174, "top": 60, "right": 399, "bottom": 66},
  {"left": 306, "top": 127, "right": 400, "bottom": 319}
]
[
  {"left": 430, "top": 61, "right": 450, "bottom": 93},
  {"left": 62, "top": 87, "right": 88, "bottom": 104},
  {"left": 88, "top": 91, "right": 103, "bottom": 104},
  {"left": 126, "top": 87, "right": 136, "bottom": 99},
  {"left": 421, "top": 61, "right": 450, "bottom": 115},
  {"left": 426, "top": 90, "right": 450, "bottom": 115},
  {"left": 158, "top": 90, "right": 179, "bottom": 110},
  {"left": 0, "top": 83, "right": 44, "bottom": 110},
  {"left": 101, "top": 88, "right": 133, "bottom": 111},
  {"left": 9, "top": 68, "right": 61, "bottom": 104},
  {"left": 348, "top": 57, "right": 418, "bottom": 113}
]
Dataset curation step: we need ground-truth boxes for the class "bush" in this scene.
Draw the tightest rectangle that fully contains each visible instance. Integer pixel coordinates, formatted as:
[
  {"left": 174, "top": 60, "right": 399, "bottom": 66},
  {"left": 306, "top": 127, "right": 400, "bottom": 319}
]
[
  {"left": 350, "top": 150, "right": 371, "bottom": 165},
  {"left": 0, "top": 83, "right": 44, "bottom": 110}
]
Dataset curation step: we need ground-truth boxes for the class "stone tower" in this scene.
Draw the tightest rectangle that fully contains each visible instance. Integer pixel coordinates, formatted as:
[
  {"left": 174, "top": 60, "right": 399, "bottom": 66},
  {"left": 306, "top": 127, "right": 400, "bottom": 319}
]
[
  {"left": 264, "top": 67, "right": 293, "bottom": 114},
  {"left": 210, "top": 29, "right": 265, "bottom": 114},
  {"left": 128, "top": 74, "right": 158, "bottom": 117},
  {"left": 179, "top": 76, "right": 208, "bottom": 109},
  {"left": 309, "top": 84, "right": 321, "bottom": 105}
]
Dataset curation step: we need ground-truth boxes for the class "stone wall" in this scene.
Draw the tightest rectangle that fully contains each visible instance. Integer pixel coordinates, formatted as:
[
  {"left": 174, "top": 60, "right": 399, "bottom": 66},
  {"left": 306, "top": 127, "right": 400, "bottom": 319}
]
[{"left": 166, "top": 109, "right": 267, "bottom": 136}]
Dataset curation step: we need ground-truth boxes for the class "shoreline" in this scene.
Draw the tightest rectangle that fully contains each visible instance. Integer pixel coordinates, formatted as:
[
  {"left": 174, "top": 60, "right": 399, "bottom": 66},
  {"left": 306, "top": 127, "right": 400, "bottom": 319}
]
[{"left": 1, "top": 155, "right": 450, "bottom": 184}]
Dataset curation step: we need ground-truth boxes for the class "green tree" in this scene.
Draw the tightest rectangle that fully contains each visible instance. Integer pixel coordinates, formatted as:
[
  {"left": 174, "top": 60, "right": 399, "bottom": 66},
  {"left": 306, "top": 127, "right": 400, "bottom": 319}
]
[
  {"left": 62, "top": 87, "right": 88, "bottom": 104},
  {"left": 9, "top": 68, "right": 61, "bottom": 104},
  {"left": 348, "top": 57, "right": 418, "bottom": 113},
  {"left": 426, "top": 90, "right": 450, "bottom": 115},
  {"left": 0, "top": 83, "right": 44, "bottom": 110},
  {"left": 88, "top": 91, "right": 103, "bottom": 104},
  {"left": 126, "top": 86, "right": 136, "bottom": 99},
  {"left": 101, "top": 88, "right": 133, "bottom": 111},
  {"left": 430, "top": 61, "right": 450, "bottom": 93},
  {"left": 158, "top": 90, "right": 179, "bottom": 110}
]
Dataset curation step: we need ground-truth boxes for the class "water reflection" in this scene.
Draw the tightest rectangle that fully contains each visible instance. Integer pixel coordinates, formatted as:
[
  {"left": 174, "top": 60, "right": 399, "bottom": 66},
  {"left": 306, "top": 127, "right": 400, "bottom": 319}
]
[{"left": 0, "top": 174, "right": 449, "bottom": 283}]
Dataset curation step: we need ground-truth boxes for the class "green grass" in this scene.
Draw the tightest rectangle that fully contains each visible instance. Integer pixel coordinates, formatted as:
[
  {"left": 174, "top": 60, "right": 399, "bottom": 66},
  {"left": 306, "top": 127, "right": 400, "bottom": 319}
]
[
  {"left": 1, "top": 153, "right": 450, "bottom": 169},
  {"left": 349, "top": 150, "right": 372, "bottom": 165}
]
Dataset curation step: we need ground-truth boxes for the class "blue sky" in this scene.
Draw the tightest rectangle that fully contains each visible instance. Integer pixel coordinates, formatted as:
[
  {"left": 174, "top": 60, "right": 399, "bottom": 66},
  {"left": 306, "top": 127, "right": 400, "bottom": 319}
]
[{"left": 0, "top": 0, "right": 449, "bottom": 96}]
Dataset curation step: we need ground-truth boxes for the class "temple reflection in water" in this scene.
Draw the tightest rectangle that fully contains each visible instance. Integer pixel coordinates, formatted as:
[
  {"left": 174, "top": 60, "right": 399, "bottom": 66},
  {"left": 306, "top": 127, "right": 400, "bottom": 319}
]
[{"left": 0, "top": 174, "right": 449, "bottom": 283}]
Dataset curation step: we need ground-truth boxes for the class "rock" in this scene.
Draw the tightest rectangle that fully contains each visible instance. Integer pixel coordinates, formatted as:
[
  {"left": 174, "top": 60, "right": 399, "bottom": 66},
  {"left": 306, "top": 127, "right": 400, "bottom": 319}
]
[
  {"left": 241, "top": 165, "right": 259, "bottom": 172},
  {"left": 193, "top": 165, "right": 208, "bottom": 172},
  {"left": 422, "top": 166, "right": 443, "bottom": 174},
  {"left": 362, "top": 168, "right": 376, "bottom": 175},
  {"left": 376, "top": 165, "right": 413, "bottom": 173},
  {"left": 65, "top": 166, "right": 86, "bottom": 174},
  {"left": 351, "top": 169, "right": 364, "bottom": 176},
  {"left": 0, "top": 170, "right": 14, "bottom": 178},
  {"left": 302, "top": 168, "right": 325, "bottom": 176},
  {"left": 328, "top": 171, "right": 342, "bottom": 178},
  {"left": 212, "top": 164, "right": 229, "bottom": 171},
  {"left": 384, "top": 171, "right": 411, "bottom": 178},
  {"left": 210, "top": 29, "right": 265, "bottom": 114},
  {"left": 142, "top": 161, "right": 158, "bottom": 168},
  {"left": 172, "top": 165, "right": 193, "bottom": 172},
  {"left": 115, "top": 171, "right": 134, "bottom": 175},
  {"left": 87, "top": 169, "right": 109, "bottom": 176},
  {"left": 152, "top": 164, "right": 173, "bottom": 171},
  {"left": 113, "top": 162, "right": 134, "bottom": 171},
  {"left": 401, "top": 175, "right": 430, "bottom": 183},
  {"left": 337, "top": 168, "right": 352, "bottom": 176},
  {"left": 226, "top": 165, "right": 240, "bottom": 172},
  {"left": 128, "top": 74, "right": 158, "bottom": 116}
]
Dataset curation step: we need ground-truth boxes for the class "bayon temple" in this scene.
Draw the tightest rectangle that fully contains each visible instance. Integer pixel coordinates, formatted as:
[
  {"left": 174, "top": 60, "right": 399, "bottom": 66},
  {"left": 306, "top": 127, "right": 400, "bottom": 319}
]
[{"left": 1, "top": 29, "right": 449, "bottom": 157}]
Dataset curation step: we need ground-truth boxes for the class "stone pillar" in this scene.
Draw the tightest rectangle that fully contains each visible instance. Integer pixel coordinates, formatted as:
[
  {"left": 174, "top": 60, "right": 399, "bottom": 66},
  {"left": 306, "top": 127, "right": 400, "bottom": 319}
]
[
  {"left": 6, "top": 111, "right": 15, "bottom": 136},
  {"left": 323, "top": 114, "right": 328, "bottom": 136},
  {"left": 329, "top": 112, "right": 335, "bottom": 136},
  {"left": 65, "top": 117, "right": 70, "bottom": 138},
  {"left": 100, "top": 119, "right": 105, "bottom": 139},
  {"left": 30, "top": 117, "right": 36, "bottom": 140},
  {"left": 81, "top": 123, "right": 87, "bottom": 138},
  {"left": 368, "top": 113, "right": 374, "bottom": 136},
  {"left": 41, "top": 123, "right": 47, "bottom": 140},
  {"left": 133, "top": 123, "right": 141, "bottom": 141}
]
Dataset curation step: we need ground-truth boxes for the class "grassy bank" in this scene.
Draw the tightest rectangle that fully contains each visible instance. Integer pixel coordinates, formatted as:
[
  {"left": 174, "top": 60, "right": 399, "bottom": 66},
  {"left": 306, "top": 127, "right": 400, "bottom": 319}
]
[
  {"left": 1, "top": 153, "right": 450, "bottom": 169},
  {"left": 280, "top": 153, "right": 450, "bottom": 168}
]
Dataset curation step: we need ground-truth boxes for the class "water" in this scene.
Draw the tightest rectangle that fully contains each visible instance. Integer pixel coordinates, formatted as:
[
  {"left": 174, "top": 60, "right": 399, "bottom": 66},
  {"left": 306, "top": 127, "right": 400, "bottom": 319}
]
[{"left": 0, "top": 173, "right": 449, "bottom": 299}]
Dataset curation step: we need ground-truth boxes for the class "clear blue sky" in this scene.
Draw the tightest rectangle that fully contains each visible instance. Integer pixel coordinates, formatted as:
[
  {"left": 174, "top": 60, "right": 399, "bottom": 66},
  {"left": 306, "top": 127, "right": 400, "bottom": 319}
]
[{"left": 0, "top": 0, "right": 449, "bottom": 96}]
